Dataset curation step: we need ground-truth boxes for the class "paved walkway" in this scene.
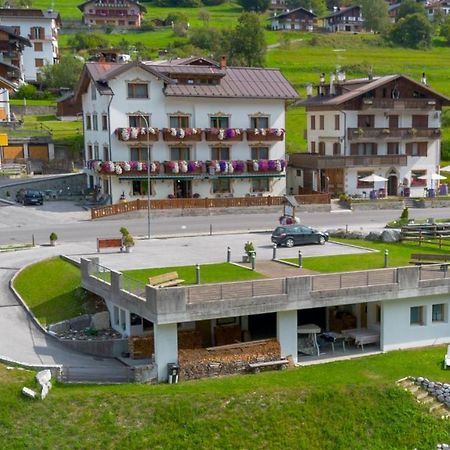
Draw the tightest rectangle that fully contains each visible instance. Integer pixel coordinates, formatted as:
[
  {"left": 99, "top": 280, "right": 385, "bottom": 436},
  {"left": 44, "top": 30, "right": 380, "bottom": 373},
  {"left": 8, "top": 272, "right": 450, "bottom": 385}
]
[{"left": 240, "top": 260, "right": 317, "bottom": 278}]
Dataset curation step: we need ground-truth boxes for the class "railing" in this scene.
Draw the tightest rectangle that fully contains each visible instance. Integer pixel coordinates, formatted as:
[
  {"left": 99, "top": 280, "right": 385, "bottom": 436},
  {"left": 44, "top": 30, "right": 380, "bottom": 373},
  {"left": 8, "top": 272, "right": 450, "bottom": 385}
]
[
  {"left": 187, "top": 278, "right": 286, "bottom": 303},
  {"left": 348, "top": 127, "right": 441, "bottom": 141},
  {"left": 419, "top": 264, "right": 450, "bottom": 281},
  {"left": 122, "top": 274, "right": 146, "bottom": 298},
  {"left": 289, "top": 153, "right": 407, "bottom": 170},
  {"left": 91, "top": 262, "right": 112, "bottom": 284},
  {"left": 311, "top": 268, "right": 397, "bottom": 292},
  {"left": 362, "top": 98, "right": 437, "bottom": 110},
  {"left": 294, "top": 193, "right": 330, "bottom": 204},
  {"left": 0, "top": 162, "right": 28, "bottom": 175}
]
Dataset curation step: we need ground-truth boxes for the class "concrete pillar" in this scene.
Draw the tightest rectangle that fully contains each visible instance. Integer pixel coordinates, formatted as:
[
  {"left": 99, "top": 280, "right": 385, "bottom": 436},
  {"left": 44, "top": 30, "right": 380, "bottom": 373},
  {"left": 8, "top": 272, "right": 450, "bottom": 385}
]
[
  {"left": 48, "top": 142, "right": 55, "bottom": 160},
  {"left": 154, "top": 322, "right": 178, "bottom": 382},
  {"left": 23, "top": 143, "right": 29, "bottom": 159},
  {"left": 277, "top": 310, "right": 298, "bottom": 363}
]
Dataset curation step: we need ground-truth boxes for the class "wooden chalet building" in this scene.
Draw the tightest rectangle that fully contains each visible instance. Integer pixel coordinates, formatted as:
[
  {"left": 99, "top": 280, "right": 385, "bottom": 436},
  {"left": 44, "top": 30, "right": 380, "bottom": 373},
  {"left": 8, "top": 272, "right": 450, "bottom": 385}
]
[
  {"left": 270, "top": 7, "right": 317, "bottom": 31},
  {"left": 322, "top": 6, "right": 365, "bottom": 33}
]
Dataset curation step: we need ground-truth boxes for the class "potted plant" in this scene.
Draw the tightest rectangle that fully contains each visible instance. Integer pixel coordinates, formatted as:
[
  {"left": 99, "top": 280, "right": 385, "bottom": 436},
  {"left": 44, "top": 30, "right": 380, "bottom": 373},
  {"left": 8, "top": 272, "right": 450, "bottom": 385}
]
[
  {"left": 243, "top": 241, "right": 255, "bottom": 263},
  {"left": 123, "top": 234, "right": 135, "bottom": 253},
  {"left": 49, "top": 232, "right": 58, "bottom": 246}
]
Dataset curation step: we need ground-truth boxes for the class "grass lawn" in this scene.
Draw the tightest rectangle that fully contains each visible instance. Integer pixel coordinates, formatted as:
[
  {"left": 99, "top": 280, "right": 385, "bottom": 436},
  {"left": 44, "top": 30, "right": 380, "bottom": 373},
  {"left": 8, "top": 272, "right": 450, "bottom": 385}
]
[
  {"left": 1, "top": 346, "right": 450, "bottom": 448},
  {"left": 124, "top": 262, "right": 266, "bottom": 285},
  {"left": 13, "top": 257, "right": 84, "bottom": 325},
  {"left": 284, "top": 238, "right": 450, "bottom": 272}
]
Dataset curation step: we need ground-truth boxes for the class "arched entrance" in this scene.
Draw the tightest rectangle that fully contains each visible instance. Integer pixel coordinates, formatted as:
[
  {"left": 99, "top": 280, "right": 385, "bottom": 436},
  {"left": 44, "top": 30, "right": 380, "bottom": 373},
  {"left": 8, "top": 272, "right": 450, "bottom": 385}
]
[{"left": 387, "top": 170, "right": 398, "bottom": 196}]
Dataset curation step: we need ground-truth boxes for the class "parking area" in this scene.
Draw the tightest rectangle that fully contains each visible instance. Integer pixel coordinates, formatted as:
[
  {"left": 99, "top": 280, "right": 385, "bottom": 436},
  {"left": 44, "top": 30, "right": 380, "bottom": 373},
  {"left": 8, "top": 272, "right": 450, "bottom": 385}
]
[{"left": 83, "top": 232, "right": 373, "bottom": 272}]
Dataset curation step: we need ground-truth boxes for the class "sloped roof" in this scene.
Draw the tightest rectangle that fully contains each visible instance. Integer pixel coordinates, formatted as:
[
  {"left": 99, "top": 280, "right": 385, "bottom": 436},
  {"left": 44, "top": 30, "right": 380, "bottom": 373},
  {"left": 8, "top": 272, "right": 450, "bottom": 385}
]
[
  {"left": 270, "top": 7, "right": 317, "bottom": 20},
  {"left": 0, "top": 8, "right": 61, "bottom": 24},
  {"left": 322, "top": 5, "right": 360, "bottom": 19},
  {"left": 76, "top": 60, "right": 299, "bottom": 101},
  {"left": 77, "top": 0, "right": 147, "bottom": 13},
  {"left": 301, "top": 74, "right": 450, "bottom": 107}
]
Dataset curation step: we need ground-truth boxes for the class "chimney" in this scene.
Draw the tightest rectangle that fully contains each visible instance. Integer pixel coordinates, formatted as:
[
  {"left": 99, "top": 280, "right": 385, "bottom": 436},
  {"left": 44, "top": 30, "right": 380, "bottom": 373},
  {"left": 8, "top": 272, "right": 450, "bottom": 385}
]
[
  {"left": 220, "top": 55, "right": 227, "bottom": 69},
  {"left": 306, "top": 84, "right": 313, "bottom": 97},
  {"left": 421, "top": 72, "right": 427, "bottom": 85},
  {"left": 330, "top": 73, "right": 336, "bottom": 96},
  {"left": 319, "top": 73, "right": 325, "bottom": 96}
]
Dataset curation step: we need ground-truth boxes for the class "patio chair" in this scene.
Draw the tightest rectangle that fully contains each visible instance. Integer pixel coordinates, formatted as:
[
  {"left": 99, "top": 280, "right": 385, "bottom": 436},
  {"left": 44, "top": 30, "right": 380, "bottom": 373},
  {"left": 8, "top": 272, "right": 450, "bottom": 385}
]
[{"left": 444, "top": 344, "right": 450, "bottom": 369}]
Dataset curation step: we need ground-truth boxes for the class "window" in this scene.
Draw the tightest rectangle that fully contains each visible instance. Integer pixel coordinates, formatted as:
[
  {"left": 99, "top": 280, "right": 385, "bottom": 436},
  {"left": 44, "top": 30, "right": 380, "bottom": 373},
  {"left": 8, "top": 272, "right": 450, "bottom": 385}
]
[
  {"left": 333, "top": 142, "right": 341, "bottom": 155},
  {"left": 410, "top": 306, "right": 425, "bottom": 325},
  {"left": 211, "top": 146, "right": 230, "bottom": 160},
  {"left": 406, "top": 142, "right": 428, "bottom": 157},
  {"left": 102, "top": 114, "right": 108, "bottom": 131},
  {"left": 432, "top": 304, "right": 446, "bottom": 322},
  {"left": 212, "top": 178, "right": 231, "bottom": 193},
  {"left": 129, "top": 115, "right": 150, "bottom": 128},
  {"left": 252, "top": 178, "right": 269, "bottom": 192},
  {"left": 250, "top": 116, "right": 269, "bottom": 129},
  {"left": 35, "top": 58, "right": 44, "bottom": 68},
  {"left": 92, "top": 114, "right": 98, "bottom": 131},
  {"left": 30, "top": 26, "right": 45, "bottom": 40},
  {"left": 357, "top": 171, "right": 374, "bottom": 189},
  {"left": 357, "top": 115, "right": 375, "bottom": 128},
  {"left": 91, "top": 86, "right": 97, "bottom": 100},
  {"left": 87, "top": 144, "right": 93, "bottom": 160},
  {"left": 103, "top": 145, "right": 109, "bottom": 161},
  {"left": 34, "top": 42, "right": 43, "bottom": 52},
  {"left": 319, "top": 115, "right": 324, "bottom": 130},
  {"left": 251, "top": 147, "right": 269, "bottom": 160},
  {"left": 210, "top": 116, "right": 229, "bottom": 129},
  {"left": 85, "top": 114, "right": 91, "bottom": 130},
  {"left": 310, "top": 115, "right": 316, "bottom": 130},
  {"left": 94, "top": 144, "right": 99, "bottom": 160},
  {"left": 113, "top": 306, "right": 119, "bottom": 325},
  {"left": 350, "top": 143, "right": 377, "bottom": 156},
  {"left": 170, "top": 147, "right": 190, "bottom": 160},
  {"left": 411, "top": 169, "right": 427, "bottom": 187},
  {"left": 388, "top": 115, "right": 399, "bottom": 128},
  {"left": 318, "top": 142, "right": 325, "bottom": 155},
  {"left": 127, "top": 82, "right": 148, "bottom": 99},
  {"left": 412, "top": 115, "right": 428, "bottom": 128},
  {"left": 387, "top": 142, "right": 400, "bottom": 155},
  {"left": 12, "top": 26, "right": 20, "bottom": 35},
  {"left": 132, "top": 180, "right": 152, "bottom": 196},
  {"left": 311, "top": 141, "right": 316, "bottom": 153},
  {"left": 169, "top": 115, "right": 189, "bottom": 128},
  {"left": 334, "top": 114, "right": 340, "bottom": 131},
  {"left": 130, "top": 147, "right": 148, "bottom": 161}
]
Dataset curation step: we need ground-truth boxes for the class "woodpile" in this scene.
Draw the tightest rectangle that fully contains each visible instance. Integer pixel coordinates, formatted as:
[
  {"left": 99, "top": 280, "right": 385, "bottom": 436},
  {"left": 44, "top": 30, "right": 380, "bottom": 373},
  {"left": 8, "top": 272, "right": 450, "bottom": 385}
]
[
  {"left": 178, "top": 330, "right": 203, "bottom": 349},
  {"left": 178, "top": 339, "right": 281, "bottom": 381},
  {"left": 128, "top": 336, "right": 154, "bottom": 359},
  {"left": 214, "top": 325, "right": 242, "bottom": 346}
]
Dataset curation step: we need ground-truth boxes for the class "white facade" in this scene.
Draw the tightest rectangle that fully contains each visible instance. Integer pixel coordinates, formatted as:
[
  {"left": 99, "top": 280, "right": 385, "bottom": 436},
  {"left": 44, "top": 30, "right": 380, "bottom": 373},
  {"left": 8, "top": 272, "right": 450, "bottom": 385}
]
[
  {"left": 82, "top": 64, "right": 290, "bottom": 202},
  {"left": 0, "top": 11, "right": 60, "bottom": 83}
]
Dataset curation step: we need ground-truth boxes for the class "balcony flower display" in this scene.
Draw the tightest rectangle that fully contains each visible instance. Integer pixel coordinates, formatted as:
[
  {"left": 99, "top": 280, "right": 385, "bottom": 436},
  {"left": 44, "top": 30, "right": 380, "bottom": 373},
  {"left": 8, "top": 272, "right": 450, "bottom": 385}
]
[
  {"left": 234, "top": 160, "right": 246, "bottom": 172},
  {"left": 179, "top": 160, "right": 188, "bottom": 173},
  {"left": 130, "top": 127, "right": 139, "bottom": 139},
  {"left": 116, "top": 127, "right": 159, "bottom": 142},
  {"left": 187, "top": 161, "right": 203, "bottom": 173},
  {"left": 246, "top": 128, "right": 285, "bottom": 141},
  {"left": 115, "top": 165, "right": 123, "bottom": 175},
  {"left": 122, "top": 161, "right": 131, "bottom": 172},
  {"left": 121, "top": 128, "right": 130, "bottom": 141},
  {"left": 102, "top": 161, "right": 115, "bottom": 173},
  {"left": 249, "top": 159, "right": 286, "bottom": 172},
  {"left": 166, "top": 160, "right": 179, "bottom": 174}
]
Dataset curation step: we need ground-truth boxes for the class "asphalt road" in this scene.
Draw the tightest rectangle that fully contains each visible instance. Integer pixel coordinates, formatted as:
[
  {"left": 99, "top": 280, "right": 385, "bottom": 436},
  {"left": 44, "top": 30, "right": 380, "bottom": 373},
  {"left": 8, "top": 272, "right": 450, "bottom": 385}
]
[{"left": 1, "top": 201, "right": 450, "bottom": 245}]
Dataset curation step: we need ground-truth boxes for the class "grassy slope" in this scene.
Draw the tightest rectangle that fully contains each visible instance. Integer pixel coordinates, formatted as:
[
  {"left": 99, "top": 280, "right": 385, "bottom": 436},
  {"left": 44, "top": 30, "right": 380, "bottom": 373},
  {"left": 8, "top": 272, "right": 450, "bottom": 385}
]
[{"left": 1, "top": 346, "right": 450, "bottom": 448}]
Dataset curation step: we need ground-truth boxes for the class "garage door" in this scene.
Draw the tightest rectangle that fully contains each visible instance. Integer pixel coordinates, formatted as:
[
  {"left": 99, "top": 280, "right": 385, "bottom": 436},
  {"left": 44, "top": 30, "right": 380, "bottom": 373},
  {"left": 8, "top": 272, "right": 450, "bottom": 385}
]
[
  {"left": 2, "top": 145, "right": 23, "bottom": 160},
  {"left": 28, "top": 145, "right": 49, "bottom": 161}
]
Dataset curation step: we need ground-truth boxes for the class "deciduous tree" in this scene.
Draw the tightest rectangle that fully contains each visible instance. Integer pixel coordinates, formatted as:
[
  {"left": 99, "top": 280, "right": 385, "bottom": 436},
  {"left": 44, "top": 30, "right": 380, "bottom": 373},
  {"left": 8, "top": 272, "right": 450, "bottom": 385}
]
[
  {"left": 360, "top": 0, "right": 390, "bottom": 33},
  {"left": 389, "top": 13, "right": 433, "bottom": 49}
]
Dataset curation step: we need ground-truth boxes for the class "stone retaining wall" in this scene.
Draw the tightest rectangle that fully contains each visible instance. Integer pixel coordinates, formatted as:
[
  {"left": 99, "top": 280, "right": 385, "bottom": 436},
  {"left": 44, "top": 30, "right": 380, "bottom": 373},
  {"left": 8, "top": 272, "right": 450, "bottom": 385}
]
[{"left": 11, "top": 105, "right": 56, "bottom": 116}]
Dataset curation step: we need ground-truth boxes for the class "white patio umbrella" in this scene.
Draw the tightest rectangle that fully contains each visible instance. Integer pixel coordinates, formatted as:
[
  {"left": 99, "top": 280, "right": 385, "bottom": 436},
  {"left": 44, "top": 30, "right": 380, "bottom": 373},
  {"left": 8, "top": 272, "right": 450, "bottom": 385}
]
[
  {"left": 440, "top": 165, "right": 450, "bottom": 172},
  {"left": 359, "top": 174, "right": 388, "bottom": 183},
  {"left": 418, "top": 173, "right": 447, "bottom": 191}
]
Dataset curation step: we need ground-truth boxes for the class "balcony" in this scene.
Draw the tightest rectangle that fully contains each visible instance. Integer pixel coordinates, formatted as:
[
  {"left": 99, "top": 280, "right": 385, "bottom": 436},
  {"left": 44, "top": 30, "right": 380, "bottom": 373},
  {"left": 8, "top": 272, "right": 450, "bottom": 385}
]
[
  {"left": 361, "top": 98, "right": 437, "bottom": 110},
  {"left": 162, "top": 128, "right": 202, "bottom": 142},
  {"left": 116, "top": 127, "right": 159, "bottom": 142},
  {"left": 348, "top": 127, "right": 441, "bottom": 141},
  {"left": 246, "top": 128, "right": 285, "bottom": 142},
  {"left": 204, "top": 128, "right": 243, "bottom": 142},
  {"left": 87, "top": 160, "right": 162, "bottom": 175},
  {"left": 289, "top": 153, "right": 407, "bottom": 170}
]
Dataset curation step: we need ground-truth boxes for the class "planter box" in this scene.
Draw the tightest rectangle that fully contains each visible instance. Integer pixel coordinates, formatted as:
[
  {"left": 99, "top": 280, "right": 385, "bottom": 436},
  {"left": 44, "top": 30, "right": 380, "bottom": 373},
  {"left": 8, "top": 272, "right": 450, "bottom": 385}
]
[
  {"left": 162, "top": 128, "right": 202, "bottom": 142},
  {"left": 205, "top": 128, "right": 243, "bottom": 142},
  {"left": 116, "top": 128, "right": 159, "bottom": 142},
  {"left": 246, "top": 129, "right": 284, "bottom": 142}
]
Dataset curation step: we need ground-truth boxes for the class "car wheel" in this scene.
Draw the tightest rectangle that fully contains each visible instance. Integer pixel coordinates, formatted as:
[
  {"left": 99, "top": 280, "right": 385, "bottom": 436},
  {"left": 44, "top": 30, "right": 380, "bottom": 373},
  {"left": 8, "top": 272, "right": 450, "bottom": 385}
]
[
  {"left": 285, "top": 238, "right": 295, "bottom": 248},
  {"left": 318, "top": 236, "right": 326, "bottom": 245}
]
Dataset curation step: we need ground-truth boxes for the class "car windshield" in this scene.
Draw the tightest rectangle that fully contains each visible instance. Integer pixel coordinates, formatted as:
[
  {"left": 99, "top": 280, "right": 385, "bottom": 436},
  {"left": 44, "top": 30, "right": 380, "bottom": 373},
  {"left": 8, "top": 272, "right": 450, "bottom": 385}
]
[
  {"left": 273, "top": 227, "right": 286, "bottom": 236},
  {"left": 27, "top": 191, "right": 40, "bottom": 196}
]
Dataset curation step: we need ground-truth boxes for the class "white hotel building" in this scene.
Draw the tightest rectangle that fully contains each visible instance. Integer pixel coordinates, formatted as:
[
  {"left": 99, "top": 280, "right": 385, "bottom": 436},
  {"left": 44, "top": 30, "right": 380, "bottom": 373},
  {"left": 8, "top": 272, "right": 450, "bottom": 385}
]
[{"left": 77, "top": 57, "right": 298, "bottom": 203}]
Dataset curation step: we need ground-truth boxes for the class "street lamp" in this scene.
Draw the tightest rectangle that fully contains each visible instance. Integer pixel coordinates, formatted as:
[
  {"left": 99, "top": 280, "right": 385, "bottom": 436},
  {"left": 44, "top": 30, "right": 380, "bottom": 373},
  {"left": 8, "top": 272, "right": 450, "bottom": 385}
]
[{"left": 138, "top": 113, "right": 151, "bottom": 239}]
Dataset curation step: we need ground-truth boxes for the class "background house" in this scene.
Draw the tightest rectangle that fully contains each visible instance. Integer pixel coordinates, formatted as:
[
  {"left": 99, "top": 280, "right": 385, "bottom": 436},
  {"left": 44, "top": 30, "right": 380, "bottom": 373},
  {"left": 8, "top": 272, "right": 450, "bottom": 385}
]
[
  {"left": 77, "top": 57, "right": 297, "bottom": 203},
  {"left": 78, "top": 0, "right": 147, "bottom": 28},
  {"left": 289, "top": 73, "right": 450, "bottom": 197},
  {"left": 322, "top": 6, "right": 365, "bottom": 33},
  {"left": 270, "top": 7, "right": 317, "bottom": 31},
  {"left": 0, "top": 8, "right": 61, "bottom": 83}
]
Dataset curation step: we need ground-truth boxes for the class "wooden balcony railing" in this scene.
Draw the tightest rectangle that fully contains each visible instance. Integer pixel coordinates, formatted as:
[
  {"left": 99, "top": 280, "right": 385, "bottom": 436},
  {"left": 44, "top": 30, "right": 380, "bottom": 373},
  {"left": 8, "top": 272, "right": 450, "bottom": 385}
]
[
  {"left": 348, "top": 127, "right": 441, "bottom": 141},
  {"left": 289, "top": 153, "right": 408, "bottom": 170},
  {"left": 116, "top": 127, "right": 159, "bottom": 142},
  {"left": 361, "top": 98, "right": 437, "bottom": 110},
  {"left": 162, "top": 128, "right": 202, "bottom": 142}
]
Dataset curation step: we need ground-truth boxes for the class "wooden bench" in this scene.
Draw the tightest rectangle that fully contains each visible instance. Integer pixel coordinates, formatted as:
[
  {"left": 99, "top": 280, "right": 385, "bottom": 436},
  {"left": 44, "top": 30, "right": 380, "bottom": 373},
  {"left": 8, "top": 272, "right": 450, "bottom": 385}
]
[
  {"left": 148, "top": 271, "right": 185, "bottom": 288},
  {"left": 410, "top": 253, "right": 450, "bottom": 265},
  {"left": 248, "top": 359, "right": 289, "bottom": 373},
  {"left": 97, "top": 238, "right": 123, "bottom": 253}
]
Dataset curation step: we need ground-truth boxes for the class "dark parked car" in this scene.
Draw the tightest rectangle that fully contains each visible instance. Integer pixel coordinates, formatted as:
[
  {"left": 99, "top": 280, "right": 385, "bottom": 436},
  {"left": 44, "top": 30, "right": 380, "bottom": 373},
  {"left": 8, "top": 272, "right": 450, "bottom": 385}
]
[
  {"left": 271, "top": 225, "right": 328, "bottom": 247},
  {"left": 22, "top": 190, "right": 44, "bottom": 205}
]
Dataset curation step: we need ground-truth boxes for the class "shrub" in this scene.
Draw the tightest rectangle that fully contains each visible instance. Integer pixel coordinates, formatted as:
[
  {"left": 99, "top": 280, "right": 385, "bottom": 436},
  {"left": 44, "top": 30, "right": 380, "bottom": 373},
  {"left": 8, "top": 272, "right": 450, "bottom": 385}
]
[
  {"left": 123, "top": 234, "right": 135, "bottom": 247},
  {"left": 400, "top": 207, "right": 409, "bottom": 220},
  {"left": 49, "top": 232, "right": 58, "bottom": 242},
  {"left": 244, "top": 241, "right": 255, "bottom": 255},
  {"left": 339, "top": 193, "right": 352, "bottom": 204},
  {"left": 120, "top": 227, "right": 129, "bottom": 237},
  {"left": 13, "top": 84, "right": 37, "bottom": 99}
]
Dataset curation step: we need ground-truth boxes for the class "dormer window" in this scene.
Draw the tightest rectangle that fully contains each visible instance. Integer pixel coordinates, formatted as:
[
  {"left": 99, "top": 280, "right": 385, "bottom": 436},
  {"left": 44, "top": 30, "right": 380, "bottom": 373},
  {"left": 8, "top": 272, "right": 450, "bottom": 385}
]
[{"left": 127, "top": 82, "right": 149, "bottom": 99}]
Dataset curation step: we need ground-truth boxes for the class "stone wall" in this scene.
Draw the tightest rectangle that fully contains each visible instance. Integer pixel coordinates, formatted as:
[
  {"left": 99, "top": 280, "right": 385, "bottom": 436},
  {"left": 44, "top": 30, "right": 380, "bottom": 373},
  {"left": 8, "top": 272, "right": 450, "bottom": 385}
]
[{"left": 11, "top": 105, "right": 56, "bottom": 116}]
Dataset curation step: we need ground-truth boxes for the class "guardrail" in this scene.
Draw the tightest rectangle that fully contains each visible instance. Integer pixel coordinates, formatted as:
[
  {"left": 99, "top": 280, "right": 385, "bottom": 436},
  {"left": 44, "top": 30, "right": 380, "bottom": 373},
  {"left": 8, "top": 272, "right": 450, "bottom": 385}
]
[
  {"left": 91, "top": 262, "right": 112, "bottom": 284},
  {"left": 122, "top": 274, "right": 146, "bottom": 298}
]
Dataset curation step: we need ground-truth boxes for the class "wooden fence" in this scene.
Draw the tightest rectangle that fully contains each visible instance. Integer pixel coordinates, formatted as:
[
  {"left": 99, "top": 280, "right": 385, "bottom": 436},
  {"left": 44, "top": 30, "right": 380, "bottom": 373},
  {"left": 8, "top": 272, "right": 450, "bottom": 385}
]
[{"left": 90, "top": 193, "right": 330, "bottom": 219}]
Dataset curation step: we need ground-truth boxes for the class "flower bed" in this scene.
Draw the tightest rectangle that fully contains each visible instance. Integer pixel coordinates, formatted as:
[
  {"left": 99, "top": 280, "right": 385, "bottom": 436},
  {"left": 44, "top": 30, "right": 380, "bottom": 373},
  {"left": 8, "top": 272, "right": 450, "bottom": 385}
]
[
  {"left": 162, "top": 128, "right": 202, "bottom": 142},
  {"left": 116, "top": 127, "right": 159, "bottom": 142},
  {"left": 205, "top": 128, "right": 244, "bottom": 142},
  {"left": 246, "top": 128, "right": 285, "bottom": 142}
]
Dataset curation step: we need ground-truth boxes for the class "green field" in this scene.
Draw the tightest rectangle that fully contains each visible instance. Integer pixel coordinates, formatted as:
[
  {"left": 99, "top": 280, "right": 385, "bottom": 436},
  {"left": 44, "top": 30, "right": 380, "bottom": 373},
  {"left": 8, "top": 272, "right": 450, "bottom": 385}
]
[{"left": 2, "top": 346, "right": 450, "bottom": 448}]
